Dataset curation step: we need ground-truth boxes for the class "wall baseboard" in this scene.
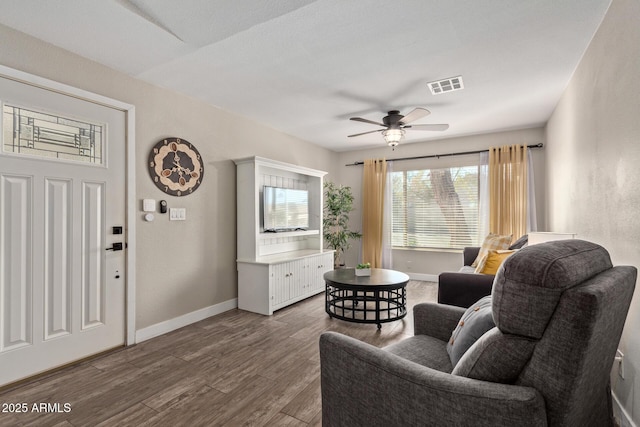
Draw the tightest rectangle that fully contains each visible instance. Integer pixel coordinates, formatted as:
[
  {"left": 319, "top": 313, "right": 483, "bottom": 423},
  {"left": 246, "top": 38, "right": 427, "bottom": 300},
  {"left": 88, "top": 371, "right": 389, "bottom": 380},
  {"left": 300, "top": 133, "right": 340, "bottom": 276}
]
[
  {"left": 613, "top": 391, "right": 636, "bottom": 427},
  {"left": 135, "top": 298, "right": 238, "bottom": 343},
  {"left": 407, "top": 272, "right": 439, "bottom": 282}
]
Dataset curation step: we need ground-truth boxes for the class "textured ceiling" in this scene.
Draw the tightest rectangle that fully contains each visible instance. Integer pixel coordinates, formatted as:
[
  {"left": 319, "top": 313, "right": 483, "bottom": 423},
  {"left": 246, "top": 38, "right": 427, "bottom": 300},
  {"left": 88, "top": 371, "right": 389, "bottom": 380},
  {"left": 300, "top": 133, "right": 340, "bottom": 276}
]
[{"left": 0, "top": 0, "right": 611, "bottom": 151}]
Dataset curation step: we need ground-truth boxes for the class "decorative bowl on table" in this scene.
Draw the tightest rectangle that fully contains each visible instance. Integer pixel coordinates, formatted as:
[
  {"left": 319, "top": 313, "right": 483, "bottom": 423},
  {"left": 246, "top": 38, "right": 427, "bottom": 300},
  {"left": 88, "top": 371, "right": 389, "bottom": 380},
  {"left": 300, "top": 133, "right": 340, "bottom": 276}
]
[{"left": 355, "top": 263, "right": 371, "bottom": 276}]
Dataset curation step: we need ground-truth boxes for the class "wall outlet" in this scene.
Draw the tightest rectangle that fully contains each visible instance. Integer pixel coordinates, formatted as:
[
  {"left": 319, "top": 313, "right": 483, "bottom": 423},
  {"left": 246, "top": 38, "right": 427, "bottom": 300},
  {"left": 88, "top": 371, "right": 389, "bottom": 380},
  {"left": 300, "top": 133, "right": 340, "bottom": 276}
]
[{"left": 406, "top": 261, "right": 412, "bottom": 271}]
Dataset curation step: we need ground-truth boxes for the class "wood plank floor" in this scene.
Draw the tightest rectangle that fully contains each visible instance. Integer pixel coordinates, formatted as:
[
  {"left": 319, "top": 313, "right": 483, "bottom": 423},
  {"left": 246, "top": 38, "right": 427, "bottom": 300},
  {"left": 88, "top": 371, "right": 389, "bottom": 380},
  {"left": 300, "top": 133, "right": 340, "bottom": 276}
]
[{"left": 0, "top": 280, "right": 437, "bottom": 427}]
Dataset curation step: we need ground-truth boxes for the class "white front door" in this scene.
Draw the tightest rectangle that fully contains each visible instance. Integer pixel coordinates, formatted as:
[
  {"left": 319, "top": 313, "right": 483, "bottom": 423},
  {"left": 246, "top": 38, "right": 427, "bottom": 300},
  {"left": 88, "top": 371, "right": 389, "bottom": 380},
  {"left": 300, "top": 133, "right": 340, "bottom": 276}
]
[{"left": 0, "top": 75, "right": 126, "bottom": 386}]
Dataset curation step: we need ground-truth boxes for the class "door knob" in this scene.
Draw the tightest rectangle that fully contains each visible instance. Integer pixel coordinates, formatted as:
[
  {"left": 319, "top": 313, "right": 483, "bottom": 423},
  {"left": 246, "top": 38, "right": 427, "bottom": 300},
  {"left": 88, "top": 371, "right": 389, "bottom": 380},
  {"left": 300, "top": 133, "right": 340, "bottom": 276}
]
[{"left": 106, "top": 242, "right": 124, "bottom": 251}]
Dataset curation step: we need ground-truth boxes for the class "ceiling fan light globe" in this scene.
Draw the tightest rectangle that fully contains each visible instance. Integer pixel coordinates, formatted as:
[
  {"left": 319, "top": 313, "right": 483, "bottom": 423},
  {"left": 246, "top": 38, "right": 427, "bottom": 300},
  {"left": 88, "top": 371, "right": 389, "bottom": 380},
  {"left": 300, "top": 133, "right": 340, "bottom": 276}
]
[{"left": 382, "top": 128, "right": 404, "bottom": 146}]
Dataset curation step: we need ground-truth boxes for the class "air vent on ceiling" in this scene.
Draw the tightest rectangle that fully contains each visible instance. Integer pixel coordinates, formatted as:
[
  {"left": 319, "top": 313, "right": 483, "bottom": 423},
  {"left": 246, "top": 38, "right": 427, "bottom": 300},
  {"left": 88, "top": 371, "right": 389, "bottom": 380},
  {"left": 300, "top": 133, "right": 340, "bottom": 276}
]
[{"left": 427, "top": 76, "right": 464, "bottom": 95}]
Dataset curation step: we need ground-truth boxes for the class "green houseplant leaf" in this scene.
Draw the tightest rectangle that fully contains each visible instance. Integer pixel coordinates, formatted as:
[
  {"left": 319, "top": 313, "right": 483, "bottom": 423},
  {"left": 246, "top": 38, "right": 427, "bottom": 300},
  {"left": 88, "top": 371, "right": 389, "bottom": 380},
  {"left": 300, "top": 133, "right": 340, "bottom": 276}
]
[{"left": 323, "top": 181, "right": 362, "bottom": 267}]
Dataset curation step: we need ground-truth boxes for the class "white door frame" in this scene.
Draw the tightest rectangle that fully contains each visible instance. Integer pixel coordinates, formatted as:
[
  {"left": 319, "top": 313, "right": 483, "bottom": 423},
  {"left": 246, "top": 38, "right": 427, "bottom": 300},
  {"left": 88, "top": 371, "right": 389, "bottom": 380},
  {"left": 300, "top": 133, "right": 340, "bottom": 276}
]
[{"left": 0, "top": 64, "right": 137, "bottom": 345}]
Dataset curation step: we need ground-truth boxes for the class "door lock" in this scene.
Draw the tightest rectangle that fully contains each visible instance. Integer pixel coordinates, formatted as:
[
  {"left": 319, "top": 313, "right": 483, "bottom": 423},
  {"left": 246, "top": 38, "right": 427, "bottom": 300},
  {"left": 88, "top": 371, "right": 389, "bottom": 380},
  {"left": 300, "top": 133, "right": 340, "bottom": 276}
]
[{"left": 106, "top": 242, "right": 124, "bottom": 251}]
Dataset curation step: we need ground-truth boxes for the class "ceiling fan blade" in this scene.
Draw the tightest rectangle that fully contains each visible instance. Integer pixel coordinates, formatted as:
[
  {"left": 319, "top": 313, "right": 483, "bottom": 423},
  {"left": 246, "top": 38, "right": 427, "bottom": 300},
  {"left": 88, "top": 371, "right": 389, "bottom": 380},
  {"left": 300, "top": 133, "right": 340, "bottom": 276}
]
[
  {"left": 399, "top": 107, "right": 430, "bottom": 125},
  {"left": 350, "top": 117, "right": 386, "bottom": 126},
  {"left": 348, "top": 129, "right": 385, "bottom": 138},
  {"left": 405, "top": 124, "right": 449, "bottom": 131}
]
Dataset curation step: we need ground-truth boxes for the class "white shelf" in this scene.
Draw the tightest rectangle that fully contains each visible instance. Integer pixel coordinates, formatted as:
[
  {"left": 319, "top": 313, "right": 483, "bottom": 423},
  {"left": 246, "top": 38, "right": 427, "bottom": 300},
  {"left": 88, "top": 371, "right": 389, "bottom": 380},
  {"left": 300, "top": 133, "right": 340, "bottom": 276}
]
[
  {"left": 260, "top": 229, "right": 319, "bottom": 239},
  {"left": 238, "top": 248, "right": 333, "bottom": 265},
  {"left": 234, "top": 156, "right": 330, "bottom": 315},
  {"left": 234, "top": 156, "right": 326, "bottom": 261}
]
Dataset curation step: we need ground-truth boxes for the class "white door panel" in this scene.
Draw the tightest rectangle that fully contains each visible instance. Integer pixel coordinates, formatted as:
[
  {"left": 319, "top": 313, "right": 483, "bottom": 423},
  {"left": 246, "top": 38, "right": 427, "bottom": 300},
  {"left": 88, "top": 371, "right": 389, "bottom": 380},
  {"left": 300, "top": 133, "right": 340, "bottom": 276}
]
[
  {"left": 44, "top": 177, "right": 71, "bottom": 340},
  {"left": 0, "top": 76, "right": 126, "bottom": 386},
  {"left": 1, "top": 174, "right": 33, "bottom": 352}
]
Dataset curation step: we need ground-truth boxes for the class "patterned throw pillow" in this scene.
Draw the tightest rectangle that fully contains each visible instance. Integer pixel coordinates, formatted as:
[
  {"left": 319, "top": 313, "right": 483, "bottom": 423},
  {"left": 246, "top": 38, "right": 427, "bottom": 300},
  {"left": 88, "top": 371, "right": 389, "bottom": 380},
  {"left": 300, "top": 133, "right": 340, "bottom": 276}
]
[
  {"left": 474, "top": 249, "right": 518, "bottom": 275},
  {"left": 446, "top": 295, "right": 495, "bottom": 367},
  {"left": 471, "top": 233, "right": 512, "bottom": 267}
]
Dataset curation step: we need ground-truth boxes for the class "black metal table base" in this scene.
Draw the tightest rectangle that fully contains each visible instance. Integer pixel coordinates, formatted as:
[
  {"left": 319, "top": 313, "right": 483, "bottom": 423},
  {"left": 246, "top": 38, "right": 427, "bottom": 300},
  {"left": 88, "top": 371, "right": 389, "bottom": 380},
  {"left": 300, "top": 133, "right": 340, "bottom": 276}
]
[{"left": 325, "top": 284, "right": 407, "bottom": 329}]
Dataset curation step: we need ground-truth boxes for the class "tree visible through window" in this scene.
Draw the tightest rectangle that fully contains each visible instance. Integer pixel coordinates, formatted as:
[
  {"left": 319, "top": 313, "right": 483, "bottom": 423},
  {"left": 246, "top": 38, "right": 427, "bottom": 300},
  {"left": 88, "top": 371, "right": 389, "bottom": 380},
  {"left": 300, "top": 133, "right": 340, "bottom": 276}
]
[{"left": 391, "top": 166, "right": 480, "bottom": 249}]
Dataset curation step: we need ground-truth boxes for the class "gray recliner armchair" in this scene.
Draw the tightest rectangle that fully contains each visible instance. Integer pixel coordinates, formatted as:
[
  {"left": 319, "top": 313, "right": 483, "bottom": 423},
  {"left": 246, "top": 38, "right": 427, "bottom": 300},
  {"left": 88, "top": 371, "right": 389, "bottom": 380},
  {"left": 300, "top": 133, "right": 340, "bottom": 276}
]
[{"left": 319, "top": 240, "right": 636, "bottom": 426}]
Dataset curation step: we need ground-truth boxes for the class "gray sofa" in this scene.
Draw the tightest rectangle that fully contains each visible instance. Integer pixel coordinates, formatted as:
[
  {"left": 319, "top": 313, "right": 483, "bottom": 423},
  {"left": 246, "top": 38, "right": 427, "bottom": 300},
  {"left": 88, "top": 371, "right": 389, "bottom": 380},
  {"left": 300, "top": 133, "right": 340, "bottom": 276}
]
[
  {"left": 319, "top": 240, "right": 636, "bottom": 426},
  {"left": 438, "top": 235, "right": 529, "bottom": 307},
  {"left": 438, "top": 246, "right": 494, "bottom": 307}
]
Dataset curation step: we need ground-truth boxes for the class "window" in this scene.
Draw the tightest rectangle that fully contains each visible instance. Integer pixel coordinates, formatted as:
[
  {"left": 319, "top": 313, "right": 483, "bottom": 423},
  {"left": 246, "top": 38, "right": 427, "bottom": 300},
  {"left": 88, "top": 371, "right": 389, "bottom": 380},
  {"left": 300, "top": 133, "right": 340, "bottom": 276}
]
[
  {"left": 2, "top": 104, "right": 104, "bottom": 164},
  {"left": 392, "top": 166, "right": 481, "bottom": 250}
]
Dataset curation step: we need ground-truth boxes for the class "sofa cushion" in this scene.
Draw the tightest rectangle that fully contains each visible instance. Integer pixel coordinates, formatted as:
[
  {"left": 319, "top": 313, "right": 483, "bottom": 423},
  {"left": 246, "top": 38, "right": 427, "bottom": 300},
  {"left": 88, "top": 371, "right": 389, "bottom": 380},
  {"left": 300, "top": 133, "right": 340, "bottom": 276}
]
[
  {"left": 446, "top": 295, "right": 495, "bottom": 366},
  {"left": 471, "top": 234, "right": 512, "bottom": 267},
  {"left": 509, "top": 234, "right": 529, "bottom": 250},
  {"left": 492, "top": 239, "right": 613, "bottom": 339},
  {"left": 384, "top": 335, "right": 453, "bottom": 373},
  {"left": 474, "top": 250, "right": 518, "bottom": 275},
  {"left": 452, "top": 328, "right": 537, "bottom": 383}
]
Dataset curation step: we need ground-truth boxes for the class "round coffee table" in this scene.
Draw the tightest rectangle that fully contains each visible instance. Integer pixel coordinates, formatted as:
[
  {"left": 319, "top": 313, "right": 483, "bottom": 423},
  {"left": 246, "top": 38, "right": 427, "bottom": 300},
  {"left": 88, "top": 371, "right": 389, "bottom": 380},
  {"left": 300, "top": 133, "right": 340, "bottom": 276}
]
[{"left": 324, "top": 268, "right": 410, "bottom": 329}]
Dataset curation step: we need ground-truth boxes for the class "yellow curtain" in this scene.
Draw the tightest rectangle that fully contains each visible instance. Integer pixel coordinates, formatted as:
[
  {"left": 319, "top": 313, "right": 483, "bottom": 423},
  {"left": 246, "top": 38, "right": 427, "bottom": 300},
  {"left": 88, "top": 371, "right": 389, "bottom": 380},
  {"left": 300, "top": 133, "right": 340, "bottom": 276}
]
[
  {"left": 362, "top": 159, "right": 387, "bottom": 268},
  {"left": 489, "top": 145, "right": 527, "bottom": 241}
]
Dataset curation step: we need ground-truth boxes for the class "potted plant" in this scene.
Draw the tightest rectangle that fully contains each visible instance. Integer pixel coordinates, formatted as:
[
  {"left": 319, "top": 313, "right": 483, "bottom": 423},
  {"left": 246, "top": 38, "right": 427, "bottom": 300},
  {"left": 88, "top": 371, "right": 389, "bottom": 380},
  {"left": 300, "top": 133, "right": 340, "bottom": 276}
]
[
  {"left": 356, "top": 262, "right": 371, "bottom": 276},
  {"left": 323, "top": 181, "right": 362, "bottom": 268}
]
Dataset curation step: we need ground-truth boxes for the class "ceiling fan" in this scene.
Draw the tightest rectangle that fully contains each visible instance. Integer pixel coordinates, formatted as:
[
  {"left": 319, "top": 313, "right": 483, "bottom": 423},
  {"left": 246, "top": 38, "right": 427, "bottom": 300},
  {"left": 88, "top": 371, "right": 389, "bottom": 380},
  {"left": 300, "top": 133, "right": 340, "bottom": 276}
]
[{"left": 348, "top": 108, "right": 449, "bottom": 147}]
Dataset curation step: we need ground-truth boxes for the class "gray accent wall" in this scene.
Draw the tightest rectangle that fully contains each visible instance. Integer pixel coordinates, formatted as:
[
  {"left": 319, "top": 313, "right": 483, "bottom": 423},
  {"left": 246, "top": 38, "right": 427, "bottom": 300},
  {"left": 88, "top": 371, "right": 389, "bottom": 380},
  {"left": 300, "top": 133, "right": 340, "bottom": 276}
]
[{"left": 545, "top": 0, "right": 640, "bottom": 423}]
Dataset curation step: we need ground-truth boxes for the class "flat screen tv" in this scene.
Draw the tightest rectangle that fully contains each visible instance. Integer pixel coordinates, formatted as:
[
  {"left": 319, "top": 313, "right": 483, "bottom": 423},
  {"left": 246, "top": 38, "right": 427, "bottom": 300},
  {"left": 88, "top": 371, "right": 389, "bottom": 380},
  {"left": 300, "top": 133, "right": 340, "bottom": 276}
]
[{"left": 263, "top": 186, "right": 309, "bottom": 232}]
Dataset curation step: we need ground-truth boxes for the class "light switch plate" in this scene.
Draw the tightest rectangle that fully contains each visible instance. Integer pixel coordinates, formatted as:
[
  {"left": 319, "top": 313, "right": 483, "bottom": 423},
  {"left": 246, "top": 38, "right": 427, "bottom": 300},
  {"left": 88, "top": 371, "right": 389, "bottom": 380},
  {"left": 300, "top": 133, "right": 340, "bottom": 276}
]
[{"left": 169, "top": 208, "right": 186, "bottom": 221}]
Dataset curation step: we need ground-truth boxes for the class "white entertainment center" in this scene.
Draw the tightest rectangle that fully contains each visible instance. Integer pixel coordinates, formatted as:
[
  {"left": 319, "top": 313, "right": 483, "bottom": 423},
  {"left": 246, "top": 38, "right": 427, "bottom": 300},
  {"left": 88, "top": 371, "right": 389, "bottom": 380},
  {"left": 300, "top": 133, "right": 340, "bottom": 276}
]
[{"left": 234, "top": 156, "right": 334, "bottom": 315}]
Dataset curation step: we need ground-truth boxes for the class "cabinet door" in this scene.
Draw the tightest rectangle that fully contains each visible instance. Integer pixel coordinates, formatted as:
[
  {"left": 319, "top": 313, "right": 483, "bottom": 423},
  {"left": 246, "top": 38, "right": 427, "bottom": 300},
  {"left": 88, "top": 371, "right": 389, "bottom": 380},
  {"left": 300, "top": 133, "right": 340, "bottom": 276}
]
[
  {"left": 308, "top": 255, "right": 321, "bottom": 294},
  {"left": 319, "top": 253, "right": 334, "bottom": 292},
  {"left": 271, "top": 263, "right": 287, "bottom": 306},
  {"left": 283, "top": 260, "right": 297, "bottom": 301},
  {"left": 309, "top": 253, "right": 333, "bottom": 294},
  {"left": 275, "top": 261, "right": 301, "bottom": 307},
  {"left": 268, "top": 264, "right": 277, "bottom": 308},
  {"left": 305, "top": 257, "right": 316, "bottom": 295},
  {"left": 293, "top": 260, "right": 303, "bottom": 300},
  {"left": 296, "top": 259, "right": 308, "bottom": 298}
]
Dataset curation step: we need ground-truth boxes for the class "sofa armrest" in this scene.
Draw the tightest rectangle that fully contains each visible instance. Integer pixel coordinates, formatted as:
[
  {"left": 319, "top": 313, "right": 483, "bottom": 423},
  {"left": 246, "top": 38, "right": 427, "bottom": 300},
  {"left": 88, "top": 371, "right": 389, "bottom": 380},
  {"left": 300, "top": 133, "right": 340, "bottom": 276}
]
[
  {"left": 413, "top": 302, "right": 465, "bottom": 341},
  {"left": 463, "top": 246, "right": 481, "bottom": 266},
  {"left": 438, "top": 272, "right": 494, "bottom": 308},
  {"left": 319, "top": 332, "right": 547, "bottom": 427}
]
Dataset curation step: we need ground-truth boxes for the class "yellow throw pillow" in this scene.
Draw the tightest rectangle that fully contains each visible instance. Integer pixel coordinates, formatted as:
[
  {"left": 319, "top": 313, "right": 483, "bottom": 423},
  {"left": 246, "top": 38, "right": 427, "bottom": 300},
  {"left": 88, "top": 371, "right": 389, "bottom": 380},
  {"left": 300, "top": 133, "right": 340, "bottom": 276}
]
[
  {"left": 475, "top": 250, "right": 517, "bottom": 275},
  {"left": 471, "top": 233, "right": 513, "bottom": 267}
]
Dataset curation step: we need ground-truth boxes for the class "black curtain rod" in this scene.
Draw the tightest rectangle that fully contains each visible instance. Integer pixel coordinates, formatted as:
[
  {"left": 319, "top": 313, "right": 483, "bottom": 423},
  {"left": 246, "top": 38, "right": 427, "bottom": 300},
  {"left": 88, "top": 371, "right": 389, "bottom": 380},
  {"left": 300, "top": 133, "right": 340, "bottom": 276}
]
[{"left": 345, "top": 143, "right": 544, "bottom": 166}]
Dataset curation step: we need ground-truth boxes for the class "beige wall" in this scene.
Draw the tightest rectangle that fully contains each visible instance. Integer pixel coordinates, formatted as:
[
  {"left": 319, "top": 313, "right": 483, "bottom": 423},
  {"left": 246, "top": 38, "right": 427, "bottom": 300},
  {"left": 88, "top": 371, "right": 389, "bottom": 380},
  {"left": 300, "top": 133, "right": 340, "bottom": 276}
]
[
  {"left": 545, "top": 0, "right": 640, "bottom": 422},
  {"left": 0, "top": 24, "right": 339, "bottom": 330},
  {"left": 336, "top": 127, "right": 546, "bottom": 275}
]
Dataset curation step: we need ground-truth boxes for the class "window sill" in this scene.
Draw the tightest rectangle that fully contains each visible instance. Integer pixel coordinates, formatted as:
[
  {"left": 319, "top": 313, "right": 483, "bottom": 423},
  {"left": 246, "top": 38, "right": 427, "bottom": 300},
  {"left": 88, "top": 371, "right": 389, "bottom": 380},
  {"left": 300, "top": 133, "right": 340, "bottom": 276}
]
[{"left": 392, "top": 247, "right": 462, "bottom": 254}]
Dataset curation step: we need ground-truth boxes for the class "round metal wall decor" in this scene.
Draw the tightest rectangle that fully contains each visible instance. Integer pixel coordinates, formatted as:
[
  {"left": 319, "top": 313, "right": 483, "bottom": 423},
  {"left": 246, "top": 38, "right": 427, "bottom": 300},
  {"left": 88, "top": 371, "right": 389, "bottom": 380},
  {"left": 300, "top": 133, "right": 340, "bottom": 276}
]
[{"left": 148, "top": 137, "right": 204, "bottom": 196}]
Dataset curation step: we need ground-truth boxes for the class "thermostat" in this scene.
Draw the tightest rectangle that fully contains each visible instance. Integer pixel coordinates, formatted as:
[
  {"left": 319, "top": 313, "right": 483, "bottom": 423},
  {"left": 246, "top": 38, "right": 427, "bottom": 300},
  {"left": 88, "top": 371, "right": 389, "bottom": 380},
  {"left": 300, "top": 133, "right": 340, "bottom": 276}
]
[{"left": 143, "top": 199, "right": 156, "bottom": 212}]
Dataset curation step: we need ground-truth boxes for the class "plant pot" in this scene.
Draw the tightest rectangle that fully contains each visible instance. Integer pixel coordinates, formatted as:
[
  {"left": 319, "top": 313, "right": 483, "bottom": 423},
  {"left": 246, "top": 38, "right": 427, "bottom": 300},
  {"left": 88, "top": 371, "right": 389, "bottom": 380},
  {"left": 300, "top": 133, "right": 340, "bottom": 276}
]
[{"left": 355, "top": 268, "right": 371, "bottom": 276}]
